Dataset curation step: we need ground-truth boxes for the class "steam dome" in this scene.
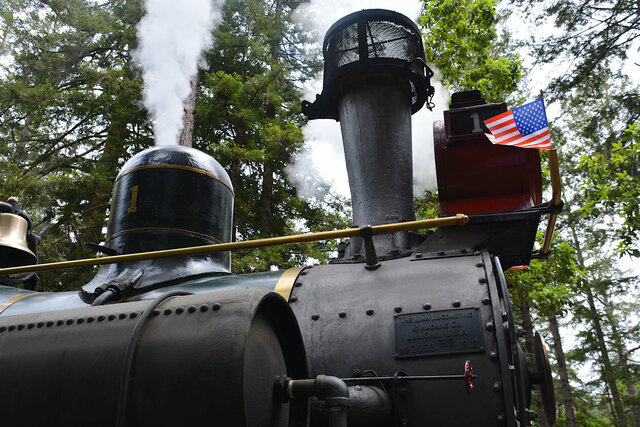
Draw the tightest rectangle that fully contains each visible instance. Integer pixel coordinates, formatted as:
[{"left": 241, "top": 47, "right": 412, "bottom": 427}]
[{"left": 82, "top": 145, "right": 234, "bottom": 298}]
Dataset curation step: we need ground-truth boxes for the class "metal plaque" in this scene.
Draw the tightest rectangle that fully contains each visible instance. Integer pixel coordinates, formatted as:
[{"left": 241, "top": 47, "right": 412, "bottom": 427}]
[{"left": 395, "top": 308, "right": 484, "bottom": 358}]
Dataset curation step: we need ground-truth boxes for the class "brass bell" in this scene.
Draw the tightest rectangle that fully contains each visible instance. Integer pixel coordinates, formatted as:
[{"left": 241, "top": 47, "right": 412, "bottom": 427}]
[{"left": 0, "top": 212, "right": 37, "bottom": 268}]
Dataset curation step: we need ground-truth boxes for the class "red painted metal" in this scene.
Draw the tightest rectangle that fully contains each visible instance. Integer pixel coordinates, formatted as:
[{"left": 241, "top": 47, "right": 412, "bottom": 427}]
[
  {"left": 464, "top": 360, "right": 475, "bottom": 394},
  {"left": 433, "top": 102, "right": 543, "bottom": 216}
]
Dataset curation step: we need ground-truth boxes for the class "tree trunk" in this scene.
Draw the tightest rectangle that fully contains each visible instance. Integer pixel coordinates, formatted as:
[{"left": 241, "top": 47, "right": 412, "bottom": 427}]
[
  {"left": 585, "top": 288, "right": 627, "bottom": 426},
  {"left": 229, "top": 160, "right": 241, "bottom": 243},
  {"left": 256, "top": 0, "right": 282, "bottom": 238},
  {"left": 603, "top": 293, "right": 640, "bottom": 426},
  {"left": 259, "top": 162, "right": 273, "bottom": 235},
  {"left": 617, "top": 340, "right": 640, "bottom": 427},
  {"left": 548, "top": 312, "right": 577, "bottom": 427},
  {"left": 571, "top": 226, "right": 627, "bottom": 426},
  {"left": 178, "top": 73, "right": 199, "bottom": 147},
  {"left": 80, "top": 114, "right": 127, "bottom": 249}
]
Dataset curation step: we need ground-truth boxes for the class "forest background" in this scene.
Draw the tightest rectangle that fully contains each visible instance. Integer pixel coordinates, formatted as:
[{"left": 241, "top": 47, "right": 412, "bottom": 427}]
[{"left": 0, "top": 0, "right": 638, "bottom": 425}]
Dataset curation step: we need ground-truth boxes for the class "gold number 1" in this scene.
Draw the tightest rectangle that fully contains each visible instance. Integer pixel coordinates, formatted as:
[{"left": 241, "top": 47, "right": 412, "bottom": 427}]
[{"left": 128, "top": 185, "right": 139, "bottom": 213}]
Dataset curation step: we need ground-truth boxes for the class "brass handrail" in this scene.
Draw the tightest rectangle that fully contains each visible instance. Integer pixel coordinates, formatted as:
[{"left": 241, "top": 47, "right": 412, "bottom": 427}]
[
  {"left": 540, "top": 149, "right": 563, "bottom": 255},
  {"left": 0, "top": 214, "right": 469, "bottom": 275}
]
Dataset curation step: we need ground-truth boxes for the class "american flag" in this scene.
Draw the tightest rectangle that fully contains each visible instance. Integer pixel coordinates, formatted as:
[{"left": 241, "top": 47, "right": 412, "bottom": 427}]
[{"left": 484, "top": 98, "right": 552, "bottom": 149}]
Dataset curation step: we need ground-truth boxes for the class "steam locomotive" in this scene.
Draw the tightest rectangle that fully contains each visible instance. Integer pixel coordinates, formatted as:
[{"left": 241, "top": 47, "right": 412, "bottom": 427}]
[{"left": 0, "top": 10, "right": 559, "bottom": 427}]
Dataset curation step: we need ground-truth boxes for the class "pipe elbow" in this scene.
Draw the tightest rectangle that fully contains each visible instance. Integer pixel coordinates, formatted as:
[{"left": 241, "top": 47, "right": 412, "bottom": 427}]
[
  {"left": 282, "top": 375, "right": 350, "bottom": 408},
  {"left": 314, "top": 375, "right": 349, "bottom": 400}
]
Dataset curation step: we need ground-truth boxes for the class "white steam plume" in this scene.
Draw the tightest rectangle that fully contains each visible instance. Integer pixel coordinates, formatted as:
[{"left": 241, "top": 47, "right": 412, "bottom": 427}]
[
  {"left": 411, "top": 71, "right": 450, "bottom": 195},
  {"left": 134, "top": 0, "right": 222, "bottom": 146},
  {"left": 288, "top": 0, "right": 449, "bottom": 200}
]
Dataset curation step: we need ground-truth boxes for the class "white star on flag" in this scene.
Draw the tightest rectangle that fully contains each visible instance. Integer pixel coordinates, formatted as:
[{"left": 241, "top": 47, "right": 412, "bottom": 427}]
[{"left": 484, "top": 98, "right": 552, "bottom": 149}]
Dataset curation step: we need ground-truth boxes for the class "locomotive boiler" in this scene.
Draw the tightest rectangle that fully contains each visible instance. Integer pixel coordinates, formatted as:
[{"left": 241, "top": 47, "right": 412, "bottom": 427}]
[{"left": 0, "top": 9, "right": 559, "bottom": 427}]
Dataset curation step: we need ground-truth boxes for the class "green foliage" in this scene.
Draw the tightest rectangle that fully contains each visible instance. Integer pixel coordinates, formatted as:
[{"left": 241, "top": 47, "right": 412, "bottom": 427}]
[
  {"left": 0, "top": 0, "right": 152, "bottom": 290},
  {"left": 199, "top": 0, "right": 350, "bottom": 269},
  {"left": 507, "top": 237, "right": 579, "bottom": 316},
  {"left": 524, "top": 0, "right": 640, "bottom": 97},
  {"left": 580, "top": 122, "right": 640, "bottom": 257},
  {"left": 414, "top": 191, "right": 440, "bottom": 220},
  {"left": 419, "top": 0, "right": 522, "bottom": 102},
  {"left": 195, "top": 0, "right": 349, "bottom": 273},
  {"left": 0, "top": 0, "right": 348, "bottom": 287}
]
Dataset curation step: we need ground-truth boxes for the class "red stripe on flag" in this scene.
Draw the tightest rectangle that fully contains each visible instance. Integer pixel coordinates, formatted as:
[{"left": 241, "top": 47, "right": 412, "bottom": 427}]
[
  {"left": 484, "top": 110, "right": 512, "bottom": 125},
  {"left": 485, "top": 129, "right": 551, "bottom": 150},
  {"left": 486, "top": 117, "right": 516, "bottom": 134},
  {"left": 491, "top": 128, "right": 549, "bottom": 145}
]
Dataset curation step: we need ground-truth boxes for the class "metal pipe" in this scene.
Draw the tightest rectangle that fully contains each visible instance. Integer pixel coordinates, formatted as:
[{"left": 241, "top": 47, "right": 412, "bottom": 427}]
[
  {"left": 346, "top": 385, "right": 392, "bottom": 427},
  {"left": 0, "top": 215, "right": 469, "bottom": 275},
  {"left": 540, "top": 149, "right": 563, "bottom": 255},
  {"left": 285, "top": 375, "right": 349, "bottom": 427},
  {"left": 341, "top": 374, "right": 476, "bottom": 382}
]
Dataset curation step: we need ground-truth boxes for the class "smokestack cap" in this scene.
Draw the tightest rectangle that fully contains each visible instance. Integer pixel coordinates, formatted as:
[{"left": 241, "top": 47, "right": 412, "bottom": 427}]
[{"left": 303, "top": 9, "right": 434, "bottom": 120}]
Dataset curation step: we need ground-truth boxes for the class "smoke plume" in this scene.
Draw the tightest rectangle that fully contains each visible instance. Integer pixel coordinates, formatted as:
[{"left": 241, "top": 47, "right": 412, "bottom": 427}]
[{"left": 134, "top": 0, "right": 222, "bottom": 146}]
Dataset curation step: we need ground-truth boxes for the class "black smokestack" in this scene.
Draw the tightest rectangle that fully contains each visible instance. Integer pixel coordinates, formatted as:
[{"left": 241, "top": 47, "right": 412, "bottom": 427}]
[
  {"left": 302, "top": 9, "right": 434, "bottom": 259},
  {"left": 338, "top": 76, "right": 415, "bottom": 228}
]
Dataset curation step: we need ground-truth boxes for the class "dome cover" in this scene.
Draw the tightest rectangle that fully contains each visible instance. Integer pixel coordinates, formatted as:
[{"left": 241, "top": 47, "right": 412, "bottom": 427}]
[{"left": 82, "top": 145, "right": 234, "bottom": 298}]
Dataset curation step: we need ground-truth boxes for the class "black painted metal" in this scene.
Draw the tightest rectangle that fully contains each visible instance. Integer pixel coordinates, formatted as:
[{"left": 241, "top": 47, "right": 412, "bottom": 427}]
[
  {"left": 338, "top": 80, "right": 415, "bottom": 230},
  {"left": 343, "top": 385, "right": 392, "bottom": 426},
  {"left": 82, "top": 146, "right": 234, "bottom": 298},
  {"left": 302, "top": 9, "right": 434, "bottom": 120},
  {"left": 359, "top": 225, "right": 381, "bottom": 270},
  {"left": 493, "top": 255, "right": 531, "bottom": 425},
  {"left": 415, "top": 210, "right": 542, "bottom": 269},
  {"left": 302, "top": 10, "right": 436, "bottom": 262},
  {"left": 0, "top": 289, "right": 307, "bottom": 426},
  {"left": 533, "top": 332, "right": 557, "bottom": 425},
  {"left": 482, "top": 250, "right": 517, "bottom": 425},
  {"left": 289, "top": 254, "right": 524, "bottom": 425}
]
